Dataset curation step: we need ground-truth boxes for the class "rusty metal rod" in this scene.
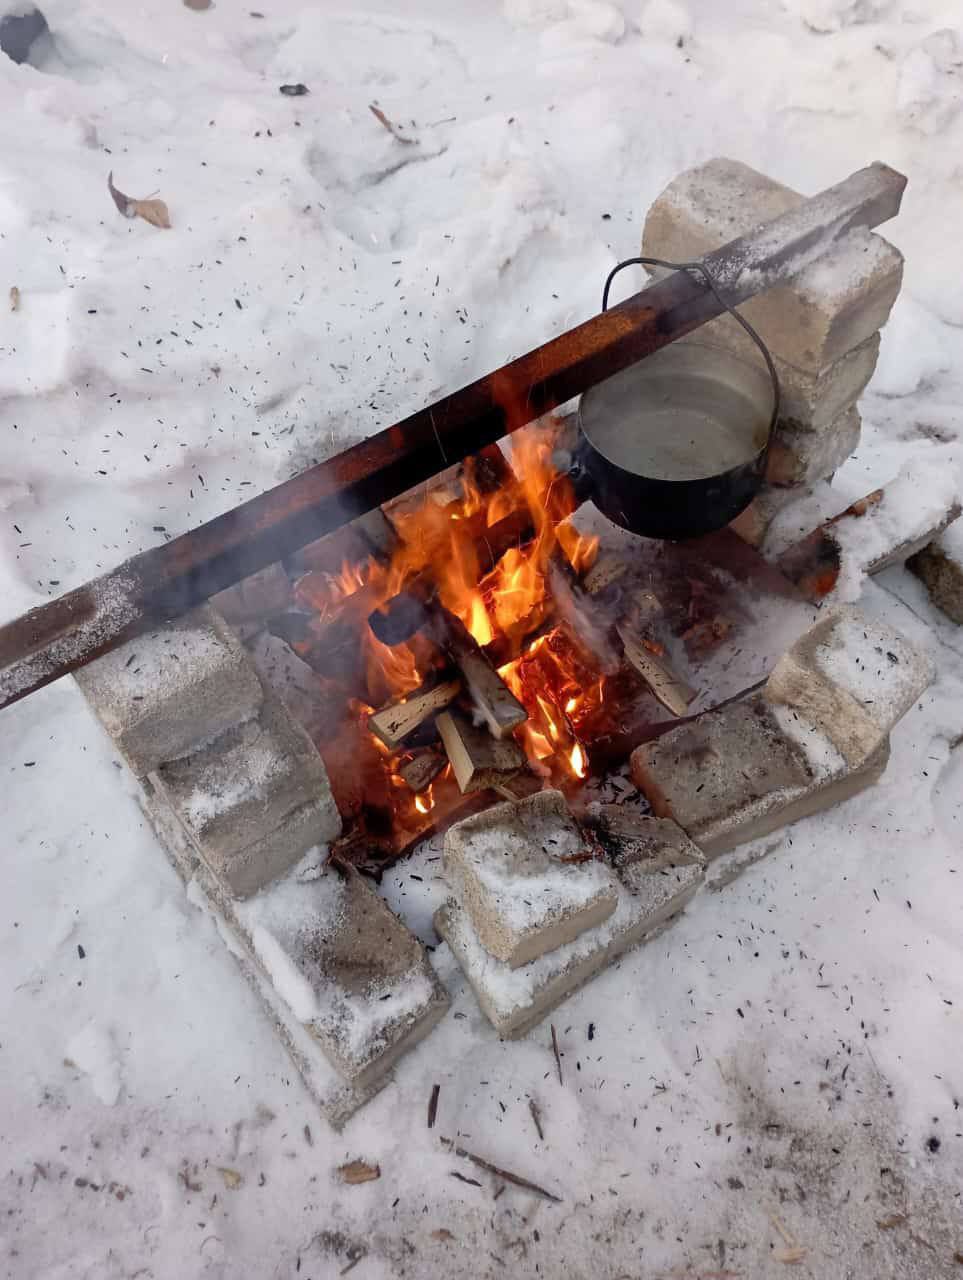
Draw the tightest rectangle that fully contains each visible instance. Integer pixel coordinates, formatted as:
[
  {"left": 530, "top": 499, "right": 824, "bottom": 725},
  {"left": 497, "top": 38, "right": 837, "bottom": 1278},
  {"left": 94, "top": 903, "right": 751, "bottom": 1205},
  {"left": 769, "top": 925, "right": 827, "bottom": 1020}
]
[{"left": 0, "top": 162, "right": 906, "bottom": 711}]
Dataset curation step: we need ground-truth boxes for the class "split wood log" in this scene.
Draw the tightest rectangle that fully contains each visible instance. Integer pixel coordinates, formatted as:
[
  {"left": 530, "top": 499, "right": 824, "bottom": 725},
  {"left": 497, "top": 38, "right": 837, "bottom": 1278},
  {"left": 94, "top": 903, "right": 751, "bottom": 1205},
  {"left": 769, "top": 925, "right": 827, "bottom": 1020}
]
[
  {"left": 583, "top": 553, "right": 630, "bottom": 598},
  {"left": 616, "top": 622, "right": 696, "bottom": 717},
  {"left": 367, "top": 679, "right": 461, "bottom": 750},
  {"left": 436, "top": 708, "right": 527, "bottom": 793},
  {"left": 398, "top": 749, "right": 446, "bottom": 793},
  {"left": 630, "top": 588, "right": 664, "bottom": 632},
  {"left": 0, "top": 163, "right": 907, "bottom": 711},
  {"left": 440, "top": 609, "right": 527, "bottom": 740}
]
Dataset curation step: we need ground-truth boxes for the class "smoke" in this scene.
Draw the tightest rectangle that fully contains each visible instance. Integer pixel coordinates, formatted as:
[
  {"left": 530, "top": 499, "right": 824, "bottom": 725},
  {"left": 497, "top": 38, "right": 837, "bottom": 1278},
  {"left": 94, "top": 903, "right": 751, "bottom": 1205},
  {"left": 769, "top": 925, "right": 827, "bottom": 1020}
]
[{"left": 547, "top": 558, "right": 621, "bottom": 675}]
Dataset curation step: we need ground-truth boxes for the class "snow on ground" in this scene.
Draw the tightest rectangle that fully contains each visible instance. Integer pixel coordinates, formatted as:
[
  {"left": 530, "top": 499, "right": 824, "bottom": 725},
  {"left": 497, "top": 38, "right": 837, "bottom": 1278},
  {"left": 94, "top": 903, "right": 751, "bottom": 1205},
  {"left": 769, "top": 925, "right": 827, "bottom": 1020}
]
[{"left": 1, "top": 1, "right": 962, "bottom": 1276}]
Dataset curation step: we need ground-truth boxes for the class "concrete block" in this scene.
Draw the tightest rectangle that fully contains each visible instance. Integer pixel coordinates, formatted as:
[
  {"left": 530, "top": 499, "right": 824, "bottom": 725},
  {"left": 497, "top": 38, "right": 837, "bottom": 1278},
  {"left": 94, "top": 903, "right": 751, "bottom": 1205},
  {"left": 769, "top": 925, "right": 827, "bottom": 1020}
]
[
  {"left": 907, "top": 524, "right": 963, "bottom": 624},
  {"left": 139, "top": 786, "right": 398, "bottom": 1128},
  {"left": 443, "top": 790, "right": 620, "bottom": 968},
  {"left": 74, "top": 604, "right": 263, "bottom": 777},
  {"left": 776, "top": 335, "right": 879, "bottom": 433},
  {"left": 436, "top": 817, "right": 704, "bottom": 1037},
  {"left": 152, "top": 692, "right": 341, "bottom": 897},
  {"left": 642, "top": 158, "right": 903, "bottom": 374},
  {"left": 211, "top": 563, "right": 291, "bottom": 630},
  {"left": 235, "top": 866, "right": 449, "bottom": 1090},
  {"left": 764, "top": 605, "right": 934, "bottom": 767},
  {"left": 630, "top": 693, "right": 890, "bottom": 857},
  {"left": 766, "top": 407, "right": 861, "bottom": 488}
]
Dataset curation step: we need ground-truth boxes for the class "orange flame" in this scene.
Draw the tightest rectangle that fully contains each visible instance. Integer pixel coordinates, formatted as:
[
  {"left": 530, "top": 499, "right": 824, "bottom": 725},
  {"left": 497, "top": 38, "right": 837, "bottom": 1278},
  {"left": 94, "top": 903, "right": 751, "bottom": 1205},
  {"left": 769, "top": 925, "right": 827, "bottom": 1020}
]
[
  {"left": 414, "top": 784, "right": 435, "bottom": 816},
  {"left": 498, "top": 627, "right": 601, "bottom": 782},
  {"left": 305, "top": 423, "right": 606, "bottom": 794}
]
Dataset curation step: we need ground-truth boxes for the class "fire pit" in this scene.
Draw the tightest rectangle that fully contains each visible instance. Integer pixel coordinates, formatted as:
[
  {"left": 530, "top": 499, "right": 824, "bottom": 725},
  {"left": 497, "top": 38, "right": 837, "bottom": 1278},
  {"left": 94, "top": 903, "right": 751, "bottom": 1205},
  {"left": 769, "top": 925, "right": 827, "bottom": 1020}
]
[
  {"left": 237, "top": 422, "right": 817, "bottom": 879},
  {"left": 4, "top": 156, "right": 951, "bottom": 1127}
]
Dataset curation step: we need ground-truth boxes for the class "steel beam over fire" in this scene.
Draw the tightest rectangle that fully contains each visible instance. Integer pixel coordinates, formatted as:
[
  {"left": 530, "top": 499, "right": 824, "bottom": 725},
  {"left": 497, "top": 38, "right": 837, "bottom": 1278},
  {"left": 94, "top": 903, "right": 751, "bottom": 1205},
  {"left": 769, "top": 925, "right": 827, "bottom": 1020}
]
[{"left": 0, "top": 162, "right": 906, "bottom": 711}]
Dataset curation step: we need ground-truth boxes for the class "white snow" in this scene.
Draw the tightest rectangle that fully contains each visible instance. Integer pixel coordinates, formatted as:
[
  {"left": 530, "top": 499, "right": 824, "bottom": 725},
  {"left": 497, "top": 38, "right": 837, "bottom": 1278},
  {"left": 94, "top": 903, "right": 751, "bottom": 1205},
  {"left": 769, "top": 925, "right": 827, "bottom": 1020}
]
[
  {"left": 940, "top": 516, "right": 963, "bottom": 562},
  {"left": 2, "top": 2, "right": 963, "bottom": 1276},
  {"left": 65, "top": 1022, "right": 122, "bottom": 1106},
  {"left": 830, "top": 456, "right": 962, "bottom": 601}
]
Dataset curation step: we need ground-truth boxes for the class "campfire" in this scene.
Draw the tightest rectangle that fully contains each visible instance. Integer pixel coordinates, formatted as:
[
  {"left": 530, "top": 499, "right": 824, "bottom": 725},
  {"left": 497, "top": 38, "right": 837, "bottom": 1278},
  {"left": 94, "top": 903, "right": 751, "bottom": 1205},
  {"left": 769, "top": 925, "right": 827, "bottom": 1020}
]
[
  {"left": 271, "top": 423, "right": 604, "bottom": 850},
  {"left": 248, "top": 416, "right": 757, "bottom": 871},
  {"left": 7, "top": 155, "right": 937, "bottom": 1127}
]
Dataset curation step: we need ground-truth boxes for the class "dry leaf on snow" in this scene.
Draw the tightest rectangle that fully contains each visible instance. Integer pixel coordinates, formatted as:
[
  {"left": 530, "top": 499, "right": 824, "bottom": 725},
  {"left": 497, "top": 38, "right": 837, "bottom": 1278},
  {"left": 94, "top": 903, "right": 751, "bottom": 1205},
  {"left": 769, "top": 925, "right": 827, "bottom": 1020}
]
[
  {"left": 775, "top": 1246, "right": 808, "bottom": 1264},
  {"left": 9, "top": 286, "right": 20, "bottom": 312},
  {"left": 131, "top": 198, "right": 171, "bottom": 229},
  {"left": 369, "top": 103, "right": 415, "bottom": 144},
  {"left": 338, "top": 1159, "right": 380, "bottom": 1185},
  {"left": 217, "top": 1166, "right": 243, "bottom": 1190},
  {"left": 107, "top": 173, "right": 172, "bottom": 229}
]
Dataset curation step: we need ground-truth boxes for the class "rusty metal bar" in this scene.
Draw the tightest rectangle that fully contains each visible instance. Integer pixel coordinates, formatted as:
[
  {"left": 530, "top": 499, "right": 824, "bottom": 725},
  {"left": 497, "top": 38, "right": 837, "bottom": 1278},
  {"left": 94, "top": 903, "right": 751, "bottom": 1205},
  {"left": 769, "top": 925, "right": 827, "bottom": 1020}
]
[{"left": 0, "top": 162, "right": 906, "bottom": 711}]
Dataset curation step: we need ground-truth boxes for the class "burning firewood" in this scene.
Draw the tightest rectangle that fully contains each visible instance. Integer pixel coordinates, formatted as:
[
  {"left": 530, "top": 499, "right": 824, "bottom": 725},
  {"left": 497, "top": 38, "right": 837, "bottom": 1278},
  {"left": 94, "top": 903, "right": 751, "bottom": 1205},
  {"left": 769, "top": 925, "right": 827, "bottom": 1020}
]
[
  {"left": 436, "top": 708, "right": 527, "bottom": 793},
  {"left": 398, "top": 749, "right": 446, "bottom": 794},
  {"left": 367, "top": 506, "right": 537, "bottom": 645},
  {"left": 616, "top": 622, "right": 696, "bottom": 718},
  {"left": 367, "top": 679, "right": 461, "bottom": 750},
  {"left": 440, "top": 610, "right": 527, "bottom": 740}
]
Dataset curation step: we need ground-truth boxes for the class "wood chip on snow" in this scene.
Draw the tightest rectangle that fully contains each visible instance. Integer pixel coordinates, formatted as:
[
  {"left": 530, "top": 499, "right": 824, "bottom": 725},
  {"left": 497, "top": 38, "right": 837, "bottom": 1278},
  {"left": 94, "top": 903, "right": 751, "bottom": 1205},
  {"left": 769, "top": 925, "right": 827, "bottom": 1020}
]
[{"left": 338, "top": 1160, "right": 381, "bottom": 1185}]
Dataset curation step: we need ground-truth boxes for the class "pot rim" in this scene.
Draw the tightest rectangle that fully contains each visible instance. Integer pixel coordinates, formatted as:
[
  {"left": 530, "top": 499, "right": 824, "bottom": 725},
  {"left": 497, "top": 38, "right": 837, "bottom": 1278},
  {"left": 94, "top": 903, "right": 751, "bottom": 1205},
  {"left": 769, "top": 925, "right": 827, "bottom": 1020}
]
[{"left": 577, "top": 339, "right": 774, "bottom": 486}]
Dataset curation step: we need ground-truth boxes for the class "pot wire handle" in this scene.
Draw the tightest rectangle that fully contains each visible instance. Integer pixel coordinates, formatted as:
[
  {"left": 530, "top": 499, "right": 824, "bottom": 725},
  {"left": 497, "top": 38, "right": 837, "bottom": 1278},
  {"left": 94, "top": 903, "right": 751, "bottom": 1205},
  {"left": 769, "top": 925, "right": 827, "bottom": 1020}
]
[{"left": 601, "top": 256, "right": 781, "bottom": 436}]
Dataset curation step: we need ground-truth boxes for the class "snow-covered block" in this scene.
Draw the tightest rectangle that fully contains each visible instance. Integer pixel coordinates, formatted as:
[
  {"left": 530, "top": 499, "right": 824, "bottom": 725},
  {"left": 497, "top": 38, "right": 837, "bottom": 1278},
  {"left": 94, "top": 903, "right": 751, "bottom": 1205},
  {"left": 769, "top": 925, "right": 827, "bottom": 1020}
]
[
  {"left": 630, "top": 693, "right": 890, "bottom": 857},
  {"left": 235, "top": 866, "right": 449, "bottom": 1090},
  {"left": 765, "top": 605, "right": 934, "bottom": 768},
  {"left": 766, "top": 406, "right": 861, "bottom": 488},
  {"left": 443, "top": 790, "right": 619, "bottom": 968},
  {"left": 907, "top": 522, "right": 963, "bottom": 625},
  {"left": 74, "top": 604, "right": 263, "bottom": 777},
  {"left": 642, "top": 158, "right": 903, "bottom": 374},
  {"left": 830, "top": 460, "right": 962, "bottom": 598},
  {"left": 140, "top": 792, "right": 392, "bottom": 1128},
  {"left": 436, "top": 817, "right": 703, "bottom": 1038},
  {"left": 151, "top": 692, "right": 340, "bottom": 898},
  {"left": 776, "top": 334, "right": 879, "bottom": 433}
]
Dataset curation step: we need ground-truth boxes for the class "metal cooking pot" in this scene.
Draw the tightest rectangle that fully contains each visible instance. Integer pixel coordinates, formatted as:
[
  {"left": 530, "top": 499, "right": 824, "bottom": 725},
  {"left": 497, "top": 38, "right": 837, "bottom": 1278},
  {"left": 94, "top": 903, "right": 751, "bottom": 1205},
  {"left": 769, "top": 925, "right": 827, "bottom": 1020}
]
[{"left": 572, "top": 256, "right": 781, "bottom": 542}]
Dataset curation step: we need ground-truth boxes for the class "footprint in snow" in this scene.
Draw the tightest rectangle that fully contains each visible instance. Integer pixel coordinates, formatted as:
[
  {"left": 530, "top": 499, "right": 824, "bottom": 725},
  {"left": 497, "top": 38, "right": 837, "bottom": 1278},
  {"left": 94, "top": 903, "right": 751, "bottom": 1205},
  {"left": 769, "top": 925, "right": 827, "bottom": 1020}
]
[{"left": 65, "top": 1022, "right": 123, "bottom": 1106}]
